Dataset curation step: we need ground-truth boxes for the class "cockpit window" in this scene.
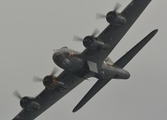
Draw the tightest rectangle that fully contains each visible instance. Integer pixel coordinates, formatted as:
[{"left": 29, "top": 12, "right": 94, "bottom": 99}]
[
  {"left": 53, "top": 49, "right": 59, "bottom": 53},
  {"left": 54, "top": 53, "right": 65, "bottom": 62},
  {"left": 62, "top": 46, "right": 68, "bottom": 48}
]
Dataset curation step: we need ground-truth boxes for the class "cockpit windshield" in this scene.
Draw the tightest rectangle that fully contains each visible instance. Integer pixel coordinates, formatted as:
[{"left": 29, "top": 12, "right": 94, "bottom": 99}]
[{"left": 53, "top": 52, "right": 65, "bottom": 62}]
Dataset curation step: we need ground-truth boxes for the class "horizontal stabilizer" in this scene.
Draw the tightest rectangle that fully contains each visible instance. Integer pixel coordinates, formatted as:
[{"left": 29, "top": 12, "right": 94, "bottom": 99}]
[
  {"left": 114, "top": 29, "right": 158, "bottom": 68},
  {"left": 73, "top": 78, "right": 111, "bottom": 112}
]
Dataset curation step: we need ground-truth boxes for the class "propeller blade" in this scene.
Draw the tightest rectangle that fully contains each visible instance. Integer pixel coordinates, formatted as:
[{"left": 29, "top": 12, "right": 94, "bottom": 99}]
[
  {"left": 73, "top": 29, "right": 99, "bottom": 42},
  {"left": 33, "top": 76, "right": 43, "bottom": 82},
  {"left": 114, "top": 2, "right": 121, "bottom": 12},
  {"left": 96, "top": 13, "right": 106, "bottom": 19},
  {"left": 51, "top": 68, "right": 58, "bottom": 76},
  {"left": 33, "top": 68, "right": 58, "bottom": 83},
  {"left": 91, "top": 29, "right": 99, "bottom": 37},
  {"left": 13, "top": 90, "right": 22, "bottom": 100},
  {"left": 73, "top": 35, "right": 83, "bottom": 42},
  {"left": 96, "top": 3, "right": 121, "bottom": 20}
]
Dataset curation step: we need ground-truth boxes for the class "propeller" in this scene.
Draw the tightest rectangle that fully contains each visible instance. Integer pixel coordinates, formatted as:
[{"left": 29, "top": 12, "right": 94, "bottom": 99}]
[
  {"left": 73, "top": 29, "right": 99, "bottom": 42},
  {"left": 33, "top": 68, "right": 58, "bottom": 83},
  {"left": 91, "top": 29, "right": 99, "bottom": 37},
  {"left": 96, "top": 13, "right": 106, "bottom": 19},
  {"left": 73, "top": 35, "right": 83, "bottom": 42},
  {"left": 96, "top": 2, "right": 121, "bottom": 19},
  {"left": 49, "top": 68, "right": 57, "bottom": 77},
  {"left": 13, "top": 90, "right": 22, "bottom": 100},
  {"left": 33, "top": 76, "right": 43, "bottom": 82},
  {"left": 113, "top": 2, "right": 121, "bottom": 12}
]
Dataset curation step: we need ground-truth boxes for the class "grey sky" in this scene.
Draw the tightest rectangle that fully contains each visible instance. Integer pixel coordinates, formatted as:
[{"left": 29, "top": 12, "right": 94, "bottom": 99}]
[{"left": 0, "top": 0, "right": 167, "bottom": 120}]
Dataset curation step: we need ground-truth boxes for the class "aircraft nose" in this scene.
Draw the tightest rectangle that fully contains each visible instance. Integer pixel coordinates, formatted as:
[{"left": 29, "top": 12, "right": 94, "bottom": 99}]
[
  {"left": 53, "top": 52, "right": 71, "bottom": 68},
  {"left": 53, "top": 52, "right": 65, "bottom": 63}
]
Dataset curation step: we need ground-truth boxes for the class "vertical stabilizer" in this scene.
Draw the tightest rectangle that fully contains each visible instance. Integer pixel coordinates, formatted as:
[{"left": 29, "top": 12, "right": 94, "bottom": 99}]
[{"left": 114, "top": 29, "right": 158, "bottom": 68}]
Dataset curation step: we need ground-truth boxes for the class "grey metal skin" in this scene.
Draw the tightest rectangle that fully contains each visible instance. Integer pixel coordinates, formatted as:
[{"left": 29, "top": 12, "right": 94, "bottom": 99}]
[
  {"left": 52, "top": 47, "right": 130, "bottom": 80},
  {"left": 12, "top": 0, "right": 158, "bottom": 120}
]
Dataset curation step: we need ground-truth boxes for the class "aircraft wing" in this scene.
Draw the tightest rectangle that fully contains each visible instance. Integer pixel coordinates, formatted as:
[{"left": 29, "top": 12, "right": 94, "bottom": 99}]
[
  {"left": 84, "top": 0, "right": 152, "bottom": 67},
  {"left": 12, "top": 71, "right": 85, "bottom": 120},
  {"left": 13, "top": 89, "right": 58, "bottom": 120}
]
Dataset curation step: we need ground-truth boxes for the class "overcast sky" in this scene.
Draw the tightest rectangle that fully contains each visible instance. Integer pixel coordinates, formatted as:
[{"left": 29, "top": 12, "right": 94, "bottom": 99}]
[{"left": 0, "top": 0, "right": 167, "bottom": 120}]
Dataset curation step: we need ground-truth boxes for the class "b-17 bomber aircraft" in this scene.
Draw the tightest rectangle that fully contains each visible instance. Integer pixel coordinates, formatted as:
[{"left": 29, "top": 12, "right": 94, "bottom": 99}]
[{"left": 12, "top": 0, "right": 158, "bottom": 120}]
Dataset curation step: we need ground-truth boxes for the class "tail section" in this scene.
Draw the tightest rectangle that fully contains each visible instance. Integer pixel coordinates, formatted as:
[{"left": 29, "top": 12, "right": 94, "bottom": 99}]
[{"left": 114, "top": 29, "right": 158, "bottom": 68}]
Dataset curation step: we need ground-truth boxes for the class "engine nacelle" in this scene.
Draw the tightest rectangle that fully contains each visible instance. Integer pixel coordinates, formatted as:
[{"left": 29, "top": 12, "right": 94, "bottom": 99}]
[
  {"left": 43, "top": 75, "right": 65, "bottom": 90},
  {"left": 106, "top": 11, "right": 126, "bottom": 25},
  {"left": 83, "top": 36, "right": 108, "bottom": 51},
  {"left": 20, "top": 97, "right": 40, "bottom": 111}
]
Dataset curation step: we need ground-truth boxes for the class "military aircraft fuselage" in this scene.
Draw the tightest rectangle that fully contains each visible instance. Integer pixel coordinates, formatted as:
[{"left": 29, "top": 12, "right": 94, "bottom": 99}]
[
  {"left": 52, "top": 46, "right": 130, "bottom": 80},
  {"left": 13, "top": 0, "right": 157, "bottom": 119}
]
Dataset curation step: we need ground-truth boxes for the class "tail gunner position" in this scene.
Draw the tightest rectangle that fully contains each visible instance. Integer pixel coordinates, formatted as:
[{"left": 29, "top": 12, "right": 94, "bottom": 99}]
[{"left": 12, "top": 0, "right": 158, "bottom": 120}]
